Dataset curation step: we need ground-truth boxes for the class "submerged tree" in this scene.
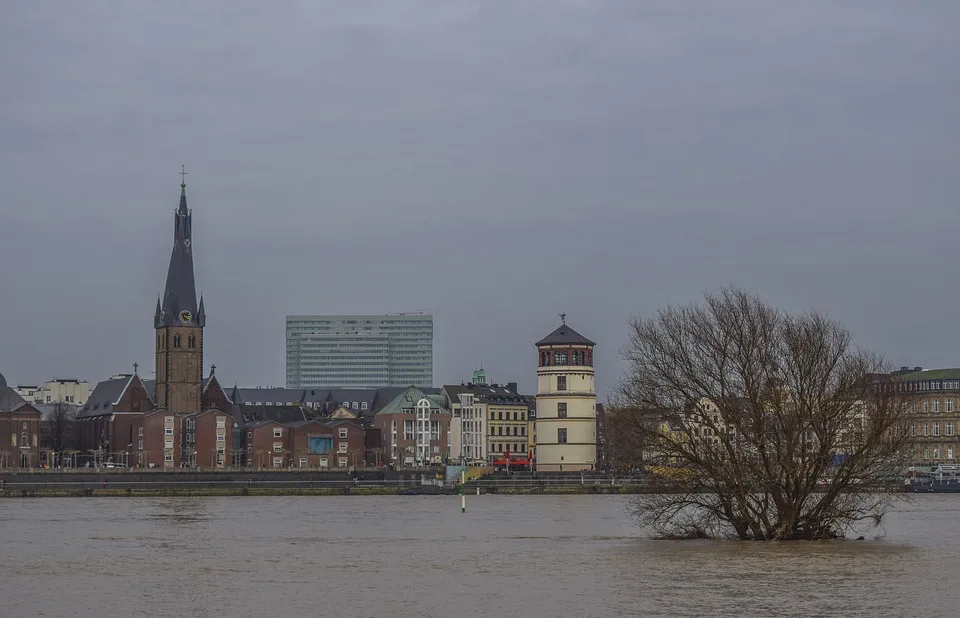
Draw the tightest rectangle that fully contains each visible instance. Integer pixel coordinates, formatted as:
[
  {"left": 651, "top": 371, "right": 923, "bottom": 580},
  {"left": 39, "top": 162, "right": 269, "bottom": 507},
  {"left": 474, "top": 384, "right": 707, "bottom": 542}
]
[{"left": 616, "top": 287, "right": 911, "bottom": 540}]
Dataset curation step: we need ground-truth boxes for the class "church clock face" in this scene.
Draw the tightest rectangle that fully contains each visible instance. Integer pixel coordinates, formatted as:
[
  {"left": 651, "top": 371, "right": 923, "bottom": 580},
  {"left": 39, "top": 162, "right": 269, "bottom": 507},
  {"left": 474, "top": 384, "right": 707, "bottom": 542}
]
[{"left": 179, "top": 310, "right": 192, "bottom": 323}]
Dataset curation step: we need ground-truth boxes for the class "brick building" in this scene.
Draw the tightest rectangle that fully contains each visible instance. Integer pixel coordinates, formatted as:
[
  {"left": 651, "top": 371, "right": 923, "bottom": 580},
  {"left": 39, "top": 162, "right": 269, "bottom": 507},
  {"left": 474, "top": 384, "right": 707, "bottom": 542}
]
[
  {"left": 372, "top": 386, "right": 452, "bottom": 467},
  {"left": 1, "top": 372, "right": 42, "bottom": 468}
]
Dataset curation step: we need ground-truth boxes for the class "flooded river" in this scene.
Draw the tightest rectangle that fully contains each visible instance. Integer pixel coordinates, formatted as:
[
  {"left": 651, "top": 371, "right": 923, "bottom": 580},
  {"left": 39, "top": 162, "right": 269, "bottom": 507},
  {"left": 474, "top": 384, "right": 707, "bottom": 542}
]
[{"left": 1, "top": 495, "right": 958, "bottom": 617}]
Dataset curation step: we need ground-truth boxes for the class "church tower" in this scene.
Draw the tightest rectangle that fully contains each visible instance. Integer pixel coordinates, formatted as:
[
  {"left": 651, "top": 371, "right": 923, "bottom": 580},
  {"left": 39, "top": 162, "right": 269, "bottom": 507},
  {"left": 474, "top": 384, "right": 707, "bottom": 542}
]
[{"left": 154, "top": 172, "right": 205, "bottom": 414}]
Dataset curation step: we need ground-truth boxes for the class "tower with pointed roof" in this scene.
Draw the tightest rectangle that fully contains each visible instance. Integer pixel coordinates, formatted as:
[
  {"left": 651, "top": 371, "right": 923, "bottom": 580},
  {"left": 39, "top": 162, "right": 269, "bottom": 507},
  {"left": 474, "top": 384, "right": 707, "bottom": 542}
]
[
  {"left": 154, "top": 175, "right": 205, "bottom": 415},
  {"left": 534, "top": 316, "right": 596, "bottom": 472}
]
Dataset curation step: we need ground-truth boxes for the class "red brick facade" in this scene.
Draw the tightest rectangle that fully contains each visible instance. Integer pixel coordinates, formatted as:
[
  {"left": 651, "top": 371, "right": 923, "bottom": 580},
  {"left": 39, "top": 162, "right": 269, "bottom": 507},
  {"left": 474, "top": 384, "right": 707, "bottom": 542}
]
[{"left": 0, "top": 405, "right": 42, "bottom": 468}]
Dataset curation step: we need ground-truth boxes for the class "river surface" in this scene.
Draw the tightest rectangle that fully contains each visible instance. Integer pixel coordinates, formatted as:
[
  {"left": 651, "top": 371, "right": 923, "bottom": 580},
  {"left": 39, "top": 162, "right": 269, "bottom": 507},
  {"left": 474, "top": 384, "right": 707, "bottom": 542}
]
[{"left": 1, "top": 495, "right": 958, "bottom": 617}]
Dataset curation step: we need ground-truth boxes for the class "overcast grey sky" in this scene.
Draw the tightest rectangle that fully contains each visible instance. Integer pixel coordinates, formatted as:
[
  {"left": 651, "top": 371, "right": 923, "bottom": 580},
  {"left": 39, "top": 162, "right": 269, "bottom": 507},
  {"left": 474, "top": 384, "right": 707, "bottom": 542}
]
[{"left": 1, "top": 1, "right": 958, "bottom": 396}]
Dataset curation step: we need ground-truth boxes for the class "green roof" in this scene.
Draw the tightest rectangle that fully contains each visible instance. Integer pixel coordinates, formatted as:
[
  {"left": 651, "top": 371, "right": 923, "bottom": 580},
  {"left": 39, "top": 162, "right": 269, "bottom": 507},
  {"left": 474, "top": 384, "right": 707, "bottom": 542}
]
[
  {"left": 895, "top": 368, "right": 960, "bottom": 381},
  {"left": 375, "top": 386, "right": 449, "bottom": 415}
]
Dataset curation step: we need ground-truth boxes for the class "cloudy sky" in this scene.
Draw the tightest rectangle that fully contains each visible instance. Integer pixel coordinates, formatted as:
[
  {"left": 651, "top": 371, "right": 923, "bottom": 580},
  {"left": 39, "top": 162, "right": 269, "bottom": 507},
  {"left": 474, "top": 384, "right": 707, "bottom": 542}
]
[{"left": 1, "top": 1, "right": 958, "bottom": 396}]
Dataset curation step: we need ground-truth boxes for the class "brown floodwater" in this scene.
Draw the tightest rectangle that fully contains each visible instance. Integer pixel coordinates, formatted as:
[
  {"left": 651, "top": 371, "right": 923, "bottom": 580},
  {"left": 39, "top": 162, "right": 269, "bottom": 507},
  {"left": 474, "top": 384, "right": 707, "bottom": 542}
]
[{"left": 1, "top": 494, "right": 958, "bottom": 617}]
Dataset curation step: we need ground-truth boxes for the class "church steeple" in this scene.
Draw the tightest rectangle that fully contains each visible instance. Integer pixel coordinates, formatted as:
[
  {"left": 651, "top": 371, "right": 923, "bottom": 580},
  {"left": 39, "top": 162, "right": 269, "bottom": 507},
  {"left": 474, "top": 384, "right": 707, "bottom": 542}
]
[
  {"left": 154, "top": 168, "right": 205, "bottom": 418},
  {"left": 156, "top": 171, "right": 199, "bottom": 328}
]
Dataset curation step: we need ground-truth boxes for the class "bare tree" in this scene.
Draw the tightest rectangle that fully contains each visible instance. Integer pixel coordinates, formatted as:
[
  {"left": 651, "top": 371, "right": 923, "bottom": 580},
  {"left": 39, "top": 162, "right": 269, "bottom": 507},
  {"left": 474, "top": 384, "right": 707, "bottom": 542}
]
[
  {"left": 41, "top": 403, "right": 78, "bottom": 468},
  {"left": 616, "top": 287, "right": 912, "bottom": 540}
]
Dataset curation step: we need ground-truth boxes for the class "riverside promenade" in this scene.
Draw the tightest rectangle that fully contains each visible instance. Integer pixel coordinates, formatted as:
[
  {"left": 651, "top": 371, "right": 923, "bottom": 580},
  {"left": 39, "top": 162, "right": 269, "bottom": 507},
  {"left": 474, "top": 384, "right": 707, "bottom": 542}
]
[{"left": 0, "top": 469, "right": 645, "bottom": 497}]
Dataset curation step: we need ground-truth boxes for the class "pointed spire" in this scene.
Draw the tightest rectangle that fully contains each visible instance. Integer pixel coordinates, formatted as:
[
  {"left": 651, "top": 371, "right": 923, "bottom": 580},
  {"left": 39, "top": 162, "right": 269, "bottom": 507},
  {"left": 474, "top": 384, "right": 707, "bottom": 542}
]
[
  {"left": 158, "top": 174, "right": 199, "bottom": 327},
  {"left": 198, "top": 296, "right": 206, "bottom": 326}
]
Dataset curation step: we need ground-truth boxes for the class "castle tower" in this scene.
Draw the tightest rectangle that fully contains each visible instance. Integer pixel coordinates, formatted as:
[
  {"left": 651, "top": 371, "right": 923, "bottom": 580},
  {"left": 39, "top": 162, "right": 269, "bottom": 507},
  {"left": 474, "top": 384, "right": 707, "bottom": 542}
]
[
  {"left": 154, "top": 173, "right": 205, "bottom": 414},
  {"left": 534, "top": 316, "right": 596, "bottom": 472}
]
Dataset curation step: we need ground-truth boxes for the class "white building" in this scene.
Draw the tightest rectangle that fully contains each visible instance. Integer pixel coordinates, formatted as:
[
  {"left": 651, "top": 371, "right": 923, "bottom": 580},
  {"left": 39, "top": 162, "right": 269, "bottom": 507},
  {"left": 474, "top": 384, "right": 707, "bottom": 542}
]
[
  {"left": 15, "top": 378, "right": 89, "bottom": 405},
  {"left": 534, "top": 319, "right": 597, "bottom": 472},
  {"left": 443, "top": 370, "right": 498, "bottom": 466}
]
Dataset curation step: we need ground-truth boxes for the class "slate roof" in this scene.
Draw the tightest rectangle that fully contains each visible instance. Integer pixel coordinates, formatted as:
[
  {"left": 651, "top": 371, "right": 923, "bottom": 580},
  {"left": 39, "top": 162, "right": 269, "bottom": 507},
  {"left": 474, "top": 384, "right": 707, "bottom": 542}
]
[
  {"left": 156, "top": 184, "right": 202, "bottom": 328},
  {"left": 236, "top": 404, "right": 307, "bottom": 425},
  {"left": 441, "top": 385, "right": 474, "bottom": 406},
  {"left": 536, "top": 323, "right": 595, "bottom": 347},
  {"left": 473, "top": 384, "right": 525, "bottom": 405},
  {"left": 0, "top": 372, "right": 31, "bottom": 412},
  {"left": 231, "top": 387, "right": 305, "bottom": 406},
  {"left": 80, "top": 376, "right": 134, "bottom": 418}
]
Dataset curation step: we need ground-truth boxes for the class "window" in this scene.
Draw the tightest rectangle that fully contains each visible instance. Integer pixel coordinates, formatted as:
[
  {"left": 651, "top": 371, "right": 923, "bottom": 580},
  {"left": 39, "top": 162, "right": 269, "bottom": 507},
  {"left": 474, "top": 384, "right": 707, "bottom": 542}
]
[
  {"left": 934, "top": 448, "right": 942, "bottom": 460},
  {"left": 512, "top": 426, "right": 518, "bottom": 436},
  {"left": 489, "top": 410, "right": 494, "bottom": 420},
  {"left": 273, "top": 428, "right": 283, "bottom": 438},
  {"left": 361, "top": 402, "right": 368, "bottom": 410},
  {"left": 950, "top": 448, "right": 955, "bottom": 460},
  {"left": 498, "top": 411, "right": 503, "bottom": 420},
  {"left": 558, "top": 428, "right": 568, "bottom": 444},
  {"left": 338, "top": 457, "right": 348, "bottom": 467},
  {"left": 557, "top": 376, "right": 567, "bottom": 391},
  {"left": 923, "top": 423, "right": 929, "bottom": 436},
  {"left": 137, "top": 439, "right": 143, "bottom": 450},
  {"left": 188, "top": 335, "right": 196, "bottom": 349},
  {"left": 520, "top": 412, "right": 525, "bottom": 421},
  {"left": 174, "top": 334, "right": 181, "bottom": 348},
  {"left": 520, "top": 426, "right": 526, "bottom": 436},
  {"left": 247, "top": 431, "right": 252, "bottom": 439},
  {"left": 164, "top": 427, "right": 174, "bottom": 436},
  {"left": 319, "top": 458, "right": 329, "bottom": 467},
  {"left": 558, "top": 402, "right": 568, "bottom": 418},
  {"left": 299, "top": 457, "right": 308, "bottom": 468},
  {"left": 923, "top": 401, "right": 929, "bottom": 413},
  {"left": 948, "top": 422, "right": 955, "bottom": 436},
  {"left": 138, "top": 427, "right": 143, "bottom": 437},
  {"left": 339, "top": 428, "right": 348, "bottom": 438},
  {"left": 164, "top": 453, "right": 173, "bottom": 462},
  {"left": 404, "top": 420, "right": 414, "bottom": 441},
  {"left": 934, "top": 400, "right": 941, "bottom": 414},
  {"left": 338, "top": 443, "right": 348, "bottom": 453},
  {"left": 432, "top": 445, "right": 440, "bottom": 453},
  {"left": 272, "top": 457, "right": 283, "bottom": 467},
  {"left": 216, "top": 432, "right": 225, "bottom": 442},
  {"left": 164, "top": 440, "right": 173, "bottom": 449},
  {"left": 498, "top": 426, "right": 503, "bottom": 436},
  {"left": 555, "top": 352, "right": 568, "bottom": 365},
  {"left": 431, "top": 420, "right": 440, "bottom": 440},
  {"left": 934, "top": 422, "right": 941, "bottom": 436},
  {"left": 949, "top": 399, "right": 955, "bottom": 413},
  {"left": 273, "top": 442, "right": 283, "bottom": 453}
]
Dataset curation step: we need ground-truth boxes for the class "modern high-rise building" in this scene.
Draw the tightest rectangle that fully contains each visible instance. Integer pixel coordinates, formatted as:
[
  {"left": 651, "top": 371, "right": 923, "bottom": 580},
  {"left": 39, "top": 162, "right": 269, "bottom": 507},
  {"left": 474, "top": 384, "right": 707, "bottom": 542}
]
[{"left": 285, "top": 314, "right": 434, "bottom": 389}]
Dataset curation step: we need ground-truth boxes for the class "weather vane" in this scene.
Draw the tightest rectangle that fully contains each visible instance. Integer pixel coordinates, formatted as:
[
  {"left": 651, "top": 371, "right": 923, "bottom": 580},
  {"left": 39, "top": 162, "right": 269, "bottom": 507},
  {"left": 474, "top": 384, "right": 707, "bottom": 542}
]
[
  {"left": 179, "top": 164, "right": 188, "bottom": 186},
  {"left": 559, "top": 312, "right": 566, "bottom": 325}
]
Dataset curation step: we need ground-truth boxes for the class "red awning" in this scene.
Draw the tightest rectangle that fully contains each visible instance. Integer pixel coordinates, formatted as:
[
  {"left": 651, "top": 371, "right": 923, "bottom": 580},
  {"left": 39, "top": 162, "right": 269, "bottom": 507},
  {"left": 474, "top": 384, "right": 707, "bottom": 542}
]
[{"left": 493, "top": 458, "right": 530, "bottom": 466}]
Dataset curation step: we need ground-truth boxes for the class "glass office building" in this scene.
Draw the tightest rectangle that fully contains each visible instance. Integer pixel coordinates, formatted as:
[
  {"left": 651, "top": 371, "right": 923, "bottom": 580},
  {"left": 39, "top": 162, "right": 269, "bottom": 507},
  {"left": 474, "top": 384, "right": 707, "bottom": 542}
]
[{"left": 285, "top": 314, "right": 434, "bottom": 388}]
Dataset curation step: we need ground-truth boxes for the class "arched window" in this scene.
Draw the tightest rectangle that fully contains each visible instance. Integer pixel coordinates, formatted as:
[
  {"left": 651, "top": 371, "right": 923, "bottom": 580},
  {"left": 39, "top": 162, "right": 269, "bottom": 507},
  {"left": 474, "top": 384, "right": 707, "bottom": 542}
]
[
  {"left": 174, "top": 334, "right": 181, "bottom": 348},
  {"left": 188, "top": 335, "right": 196, "bottom": 349}
]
